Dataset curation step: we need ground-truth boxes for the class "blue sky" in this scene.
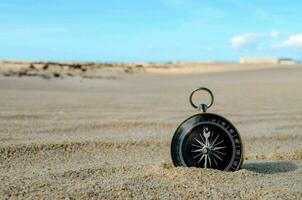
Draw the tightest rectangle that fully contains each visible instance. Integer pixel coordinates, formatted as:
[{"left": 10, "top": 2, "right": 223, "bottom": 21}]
[{"left": 0, "top": 0, "right": 302, "bottom": 62}]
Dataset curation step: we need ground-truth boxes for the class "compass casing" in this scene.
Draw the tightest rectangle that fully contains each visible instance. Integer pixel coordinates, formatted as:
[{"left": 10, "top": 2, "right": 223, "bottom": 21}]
[{"left": 171, "top": 113, "right": 243, "bottom": 171}]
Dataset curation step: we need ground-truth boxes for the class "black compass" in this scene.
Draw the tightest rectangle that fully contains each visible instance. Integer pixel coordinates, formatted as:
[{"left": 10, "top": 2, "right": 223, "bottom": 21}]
[{"left": 171, "top": 87, "right": 243, "bottom": 171}]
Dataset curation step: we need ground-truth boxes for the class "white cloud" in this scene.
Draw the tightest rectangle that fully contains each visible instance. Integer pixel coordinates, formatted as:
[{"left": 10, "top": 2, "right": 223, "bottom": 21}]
[
  {"left": 231, "top": 33, "right": 260, "bottom": 49},
  {"left": 280, "top": 34, "right": 302, "bottom": 48},
  {"left": 231, "top": 31, "right": 282, "bottom": 49}
]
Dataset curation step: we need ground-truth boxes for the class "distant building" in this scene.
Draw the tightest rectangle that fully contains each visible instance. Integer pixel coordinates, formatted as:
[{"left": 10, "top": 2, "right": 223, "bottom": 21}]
[
  {"left": 239, "top": 57, "right": 297, "bottom": 65},
  {"left": 278, "top": 59, "right": 297, "bottom": 65}
]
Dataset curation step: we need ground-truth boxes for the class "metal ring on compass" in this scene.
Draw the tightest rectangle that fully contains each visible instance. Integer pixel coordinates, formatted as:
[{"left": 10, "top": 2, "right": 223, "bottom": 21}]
[
  {"left": 189, "top": 87, "right": 214, "bottom": 110},
  {"left": 171, "top": 113, "right": 244, "bottom": 171}
]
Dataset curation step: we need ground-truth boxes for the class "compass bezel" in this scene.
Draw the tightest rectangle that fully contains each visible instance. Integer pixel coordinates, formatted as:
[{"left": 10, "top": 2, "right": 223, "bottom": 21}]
[{"left": 171, "top": 112, "right": 244, "bottom": 171}]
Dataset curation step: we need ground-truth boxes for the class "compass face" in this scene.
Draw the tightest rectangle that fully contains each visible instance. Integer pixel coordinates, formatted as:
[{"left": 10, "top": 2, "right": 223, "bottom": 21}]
[{"left": 171, "top": 113, "right": 243, "bottom": 171}]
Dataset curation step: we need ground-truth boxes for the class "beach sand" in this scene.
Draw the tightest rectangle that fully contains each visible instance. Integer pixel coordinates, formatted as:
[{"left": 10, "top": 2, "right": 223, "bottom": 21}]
[{"left": 0, "top": 62, "right": 301, "bottom": 199}]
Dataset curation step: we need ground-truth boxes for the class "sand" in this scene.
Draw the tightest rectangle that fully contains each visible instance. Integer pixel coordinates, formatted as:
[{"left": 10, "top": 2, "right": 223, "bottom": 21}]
[{"left": 0, "top": 62, "right": 302, "bottom": 199}]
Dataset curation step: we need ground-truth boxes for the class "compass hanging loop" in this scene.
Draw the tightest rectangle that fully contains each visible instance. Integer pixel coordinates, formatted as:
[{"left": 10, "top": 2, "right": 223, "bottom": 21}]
[{"left": 189, "top": 87, "right": 214, "bottom": 112}]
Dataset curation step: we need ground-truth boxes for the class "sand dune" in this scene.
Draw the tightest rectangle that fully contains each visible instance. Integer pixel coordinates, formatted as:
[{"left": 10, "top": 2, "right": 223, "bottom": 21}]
[
  {"left": 0, "top": 62, "right": 301, "bottom": 199},
  {"left": 1, "top": 60, "right": 300, "bottom": 78}
]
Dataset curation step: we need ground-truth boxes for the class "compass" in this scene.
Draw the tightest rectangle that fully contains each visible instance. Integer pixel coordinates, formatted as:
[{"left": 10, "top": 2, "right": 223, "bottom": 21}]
[{"left": 171, "top": 87, "right": 243, "bottom": 171}]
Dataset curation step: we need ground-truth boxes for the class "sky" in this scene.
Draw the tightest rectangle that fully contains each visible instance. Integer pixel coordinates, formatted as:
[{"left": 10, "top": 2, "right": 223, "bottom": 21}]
[{"left": 0, "top": 0, "right": 302, "bottom": 62}]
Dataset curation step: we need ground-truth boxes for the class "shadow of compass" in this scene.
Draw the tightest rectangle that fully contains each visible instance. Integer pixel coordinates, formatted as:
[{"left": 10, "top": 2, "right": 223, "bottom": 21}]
[{"left": 243, "top": 161, "right": 298, "bottom": 174}]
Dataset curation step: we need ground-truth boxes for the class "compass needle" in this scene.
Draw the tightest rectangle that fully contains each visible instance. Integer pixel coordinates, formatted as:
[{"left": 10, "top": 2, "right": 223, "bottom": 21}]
[
  {"left": 210, "top": 134, "right": 219, "bottom": 148},
  {"left": 193, "top": 152, "right": 203, "bottom": 158},
  {"left": 213, "top": 146, "right": 227, "bottom": 150},
  {"left": 191, "top": 149, "right": 203, "bottom": 153},
  {"left": 212, "top": 155, "right": 218, "bottom": 166},
  {"left": 213, "top": 139, "right": 224, "bottom": 147},
  {"left": 204, "top": 154, "right": 208, "bottom": 168},
  {"left": 197, "top": 154, "right": 205, "bottom": 164},
  {"left": 209, "top": 132, "right": 213, "bottom": 144},
  {"left": 208, "top": 154, "right": 212, "bottom": 167},
  {"left": 212, "top": 152, "right": 223, "bottom": 161},
  {"left": 199, "top": 134, "right": 206, "bottom": 144},
  {"left": 192, "top": 144, "right": 202, "bottom": 148},
  {"left": 215, "top": 150, "right": 226, "bottom": 155},
  {"left": 194, "top": 138, "right": 205, "bottom": 146}
]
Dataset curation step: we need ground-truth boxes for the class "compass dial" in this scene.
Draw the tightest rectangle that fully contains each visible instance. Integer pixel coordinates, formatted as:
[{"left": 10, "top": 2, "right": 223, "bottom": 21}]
[{"left": 171, "top": 113, "right": 243, "bottom": 171}]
